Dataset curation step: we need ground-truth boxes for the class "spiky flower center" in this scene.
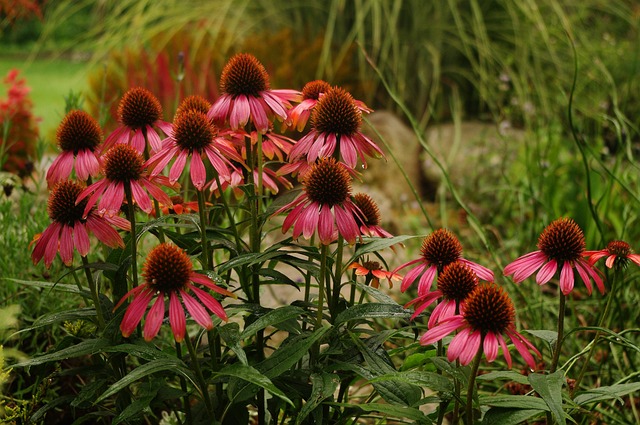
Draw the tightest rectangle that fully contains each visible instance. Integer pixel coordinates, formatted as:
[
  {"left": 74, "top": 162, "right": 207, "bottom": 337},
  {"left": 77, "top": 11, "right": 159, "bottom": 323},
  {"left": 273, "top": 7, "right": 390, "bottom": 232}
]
[
  {"left": 302, "top": 80, "right": 331, "bottom": 100},
  {"left": 304, "top": 158, "right": 351, "bottom": 206},
  {"left": 143, "top": 243, "right": 192, "bottom": 293},
  {"left": 118, "top": 87, "right": 162, "bottom": 129},
  {"left": 420, "top": 229, "right": 463, "bottom": 270},
  {"left": 103, "top": 144, "right": 144, "bottom": 182},
  {"left": 537, "top": 218, "right": 585, "bottom": 262},
  {"left": 464, "top": 283, "right": 515, "bottom": 335},
  {"left": 312, "top": 87, "right": 361, "bottom": 135},
  {"left": 173, "top": 110, "right": 215, "bottom": 152},
  {"left": 220, "top": 53, "right": 270, "bottom": 97},
  {"left": 362, "top": 261, "right": 382, "bottom": 272},
  {"left": 57, "top": 110, "right": 102, "bottom": 154},
  {"left": 353, "top": 193, "right": 381, "bottom": 226},
  {"left": 175, "top": 95, "right": 212, "bottom": 119},
  {"left": 606, "top": 240, "right": 631, "bottom": 257},
  {"left": 437, "top": 262, "right": 478, "bottom": 302},
  {"left": 48, "top": 181, "right": 88, "bottom": 225}
]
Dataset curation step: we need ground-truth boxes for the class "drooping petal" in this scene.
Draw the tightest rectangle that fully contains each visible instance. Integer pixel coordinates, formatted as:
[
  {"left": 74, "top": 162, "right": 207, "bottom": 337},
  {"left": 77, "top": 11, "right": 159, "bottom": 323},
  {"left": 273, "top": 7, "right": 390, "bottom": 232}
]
[
  {"left": 317, "top": 204, "right": 335, "bottom": 245},
  {"left": 416, "top": 265, "right": 438, "bottom": 296},
  {"left": 59, "top": 225, "right": 74, "bottom": 266},
  {"left": 483, "top": 332, "right": 499, "bottom": 362},
  {"left": 180, "top": 289, "right": 213, "bottom": 330},
  {"left": 497, "top": 333, "right": 512, "bottom": 368},
  {"left": 190, "top": 153, "right": 206, "bottom": 190},
  {"left": 447, "top": 327, "right": 471, "bottom": 363},
  {"left": 458, "top": 329, "right": 482, "bottom": 365},
  {"left": 169, "top": 291, "right": 186, "bottom": 342},
  {"left": 559, "top": 261, "right": 575, "bottom": 295},
  {"left": 99, "top": 180, "right": 125, "bottom": 214},
  {"left": 46, "top": 151, "right": 74, "bottom": 184},
  {"left": 86, "top": 214, "right": 125, "bottom": 248},
  {"left": 189, "top": 284, "right": 228, "bottom": 321},
  {"left": 143, "top": 296, "right": 166, "bottom": 341},
  {"left": 230, "top": 95, "right": 250, "bottom": 129},
  {"left": 43, "top": 222, "right": 63, "bottom": 267},
  {"left": 145, "top": 124, "right": 163, "bottom": 152},
  {"left": 504, "top": 251, "right": 547, "bottom": 283},
  {"left": 130, "top": 180, "right": 152, "bottom": 214},
  {"left": 406, "top": 291, "right": 441, "bottom": 321},
  {"left": 248, "top": 96, "right": 269, "bottom": 133},
  {"left": 190, "top": 273, "right": 235, "bottom": 298},
  {"left": 428, "top": 299, "right": 457, "bottom": 328},
  {"left": 507, "top": 329, "right": 538, "bottom": 370},
  {"left": 399, "top": 261, "right": 427, "bottom": 293},
  {"left": 536, "top": 259, "right": 557, "bottom": 285},
  {"left": 131, "top": 128, "right": 146, "bottom": 152},
  {"left": 121, "top": 288, "right": 154, "bottom": 337},
  {"left": 73, "top": 221, "right": 90, "bottom": 257},
  {"left": 334, "top": 204, "right": 359, "bottom": 244},
  {"left": 420, "top": 315, "right": 465, "bottom": 346},
  {"left": 574, "top": 260, "right": 594, "bottom": 295},
  {"left": 169, "top": 149, "right": 189, "bottom": 184},
  {"left": 460, "top": 259, "right": 495, "bottom": 282}
]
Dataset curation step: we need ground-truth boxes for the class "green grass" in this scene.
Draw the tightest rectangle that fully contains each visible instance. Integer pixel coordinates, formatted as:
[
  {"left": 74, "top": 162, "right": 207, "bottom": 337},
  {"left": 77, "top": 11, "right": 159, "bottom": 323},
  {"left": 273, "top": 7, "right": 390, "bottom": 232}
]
[{"left": 0, "top": 57, "right": 90, "bottom": 140}]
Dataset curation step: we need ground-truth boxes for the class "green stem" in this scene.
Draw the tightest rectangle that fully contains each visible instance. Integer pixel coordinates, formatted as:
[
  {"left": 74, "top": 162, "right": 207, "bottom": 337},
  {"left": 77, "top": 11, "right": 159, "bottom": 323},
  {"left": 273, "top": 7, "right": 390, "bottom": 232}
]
[
  {"left": 196, "top": 189, "right": 211, "bottom": 270},
  {"left": 81, "top": 255, "right": 105, "bottom": 329},
  {"left": 331, "top": 236, "right": 344, "bottom": 320},
  {"left": 313, "top": 244, "right": 329, "bottom": 362},
  {"left": 465, "top": 341, "right": 484, "bottom": 425},
  {"left": 550, "top": 292, "right": 566, "bottom": 373},
  {"left": 571, "top": 270, "right": 619, "bottom": 397},
  {"left": 124, "top": 183, "right": 138, "bottom": 289},
  {"left": 70, "top": 265, "right": 91, "bottom": 305},
  {"left": 152, "top": 198, "right": 166, "bottom": 243},
  {"left": 183, "top": 329, "right": 214, "bottom": 417},
  {"left": 175, "top": 340, "right": 193, "bottom": 425}
]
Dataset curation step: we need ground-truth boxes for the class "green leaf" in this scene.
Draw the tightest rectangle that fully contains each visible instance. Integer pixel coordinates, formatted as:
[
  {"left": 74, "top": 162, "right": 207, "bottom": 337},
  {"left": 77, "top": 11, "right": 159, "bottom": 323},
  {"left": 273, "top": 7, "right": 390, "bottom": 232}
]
[
  {"left": 102, "top": 343, "right": 178, "bottom": 362},
  {"left": 4, "top": 278, "right": 85, "bottom": 294},
  {"left": 482, "top": 408, "right": 546, "bottom": 425},
  {"left": 349, "top": 235, "right": 421, "bottom": 260},
  {"left": 95, "top": 359, "right": 196, "bottom": 403},
  {"left": 354, "top": 282, "right": 399, "bottom": 304},
  {"left": 574, "top": 382, "right": 640, "bottom": 405},
  {"left": 112, "top": 395, "right": 154, "bottom": 425},
  {"left": 369, "top": 370, "right": 453, "bottom": 393},
  {"left": 478, "top": 394, "right": 549, "bottom": 411},
  {"left": 217, "top": 363, "right": 294, "bottom": 406},
  {"left": 524, "top": 330, "right": 557, "bottom": 346},
  {"left": 330, "top": 402, "right": 432, "bottom": 424},
  {"left": 528, "top": 370, "right": 566, "bottom": 425},
  {"left": 17, "top": 308, "right": 97, "bottom": 332},
  {"left": 294, "top": 373, "right": 340, "bottom": 425},
  {"left": 240, "top": 305, "right": 306, "bottom": 339},
  {"left": 477, "top": 370, "right": 530, "bottom": 385},
  {"left": 14, "top": 338, "right": 111, "bottom": 367},
  {"left": 335, "top": 303, "right": 411, "bottom": 326},
  {"left": 218, "top": 323, "right": 248, "bottom": 366}
]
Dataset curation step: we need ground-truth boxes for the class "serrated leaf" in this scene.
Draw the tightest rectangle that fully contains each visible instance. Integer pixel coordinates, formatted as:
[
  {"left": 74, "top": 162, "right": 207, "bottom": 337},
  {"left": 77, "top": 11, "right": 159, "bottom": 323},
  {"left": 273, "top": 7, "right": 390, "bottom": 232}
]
[
  {"left": 335, "top": 303, "right": 411, "bottom": 326},
  {"left": 295, "top": 373, "right": 340, "bottom": 425},
  {"left": 481, "top": 408, "right": 545, "bottom": 425},
  {"left": 218, "top": 362, "right": 294, "bottom": 406},
  {"left": 14, "top": 338, "right": 111, "bottom": 367},
  {"left": 95, "top": 359, "right": 196, "bottom": 403},
  {"left": 241, "top": 305, "right": 305, "bottom": 339},
  {"left": 528, "top": 371, "right": 566, "bottom": 425},
  {"left": 477, "top": 370, "right": 530, "bottom": 385},
  {"left": 574, "top": 382, "right": 640, "bottom": 405},
  {"left": 330, "top": 402, "right": 432, "bottom": 424},
  {"left": 478, "top": 394, "right": 549, "bottom": 411}
]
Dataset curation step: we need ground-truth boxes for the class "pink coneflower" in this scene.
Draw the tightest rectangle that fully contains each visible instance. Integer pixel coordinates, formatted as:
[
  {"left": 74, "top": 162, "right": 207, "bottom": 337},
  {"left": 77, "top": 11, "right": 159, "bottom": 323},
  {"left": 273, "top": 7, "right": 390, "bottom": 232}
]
[
  {"left": 116, "top": 243, "right": 234, "bottom": 342},
  {"left": 31, "top": 180, "right": 129, "bottom": 268},
  {"left": 395, "top": 229, "right": 494, "bottom": 296},
  {"left": 421, "top": 282, "right": 540, "bottom": 369},
  {"left": 146, "top": 108, "right": 241, "bottom": 191},
  {"left": 77, "top": 144, "right": 175, "bottom": 217},
  {"left": 288, "top": 80, "right": 373, "bottom": 132},
  {"left": 46, "top": 110, "right": 102, "bottom": 185},
  {"left": 208, "top": 53, "right": 301, "bottom": 133},
  {"left": 288, "top": 86, "right": 383, "bottom": 169},
  {"left": 348, "top": 259, "right": 401, "bottom": 289},
  {"left": 274, "top": 158, "right": 362, "bottom": 245},
  {"left": 504, "top": 218, "right": 604, "bottom": 295},
  {"left": 406, "top": 261, "right": 479, "bottom": 325},
  {"left": 585, "top": 240, "right": 640, "bottom": 270},
  {"left": 102, "top": 87, "right": 171, "bottom": 153},
  {"left": 208, "top": 166, "right": 292, "bottom": 198},
  {"left": 352, "top": 193, "right": 393, "bottom": 238}
]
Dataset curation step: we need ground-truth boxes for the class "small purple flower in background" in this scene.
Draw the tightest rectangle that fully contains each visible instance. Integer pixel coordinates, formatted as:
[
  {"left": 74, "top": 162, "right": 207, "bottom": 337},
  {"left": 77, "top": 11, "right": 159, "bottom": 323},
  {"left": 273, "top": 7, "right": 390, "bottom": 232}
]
[
  {"left": 116, "top": 243, "right": 234, "bottom": 342},
  {"left": 102, "top": 87, "right": 171, "bottom": 153},
  {"left": 46, "top": 110, "right": 102, "bottom": 185},
  {"left": 421, "top": 282, "right": 540, "bottom": 369},
  {"left": 504, "top": 217, "right": 604, "bottom": 295},
  {"left": 208, "top": 53, "right": 301, "bottom": 133},
  {"left": 394, "top": 228, "right": 494, "bottom": 296},
  {"left": 585, "top": 240, "right": 640, "bottom": 270},
  {"left": 31, "top": 180, "right": 129, "bottom": 268}
]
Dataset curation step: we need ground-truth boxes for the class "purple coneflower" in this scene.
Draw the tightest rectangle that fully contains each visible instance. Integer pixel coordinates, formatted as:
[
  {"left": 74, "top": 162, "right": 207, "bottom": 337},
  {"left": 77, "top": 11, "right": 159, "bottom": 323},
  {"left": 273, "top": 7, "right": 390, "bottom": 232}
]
[{"left": 585, "top": 240, "right": 640, "bottom": 270}]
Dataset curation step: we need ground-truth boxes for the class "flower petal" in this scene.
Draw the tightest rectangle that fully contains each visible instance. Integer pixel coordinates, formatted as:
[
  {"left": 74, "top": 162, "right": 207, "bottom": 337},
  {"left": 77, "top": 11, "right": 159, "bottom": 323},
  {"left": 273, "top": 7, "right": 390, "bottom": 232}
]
[
  {"left": 143, "top": 296, "right": 166, "bottom": 341},
  {"left": 169, "top": 291, "right": 186, "bottom": 342}
]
